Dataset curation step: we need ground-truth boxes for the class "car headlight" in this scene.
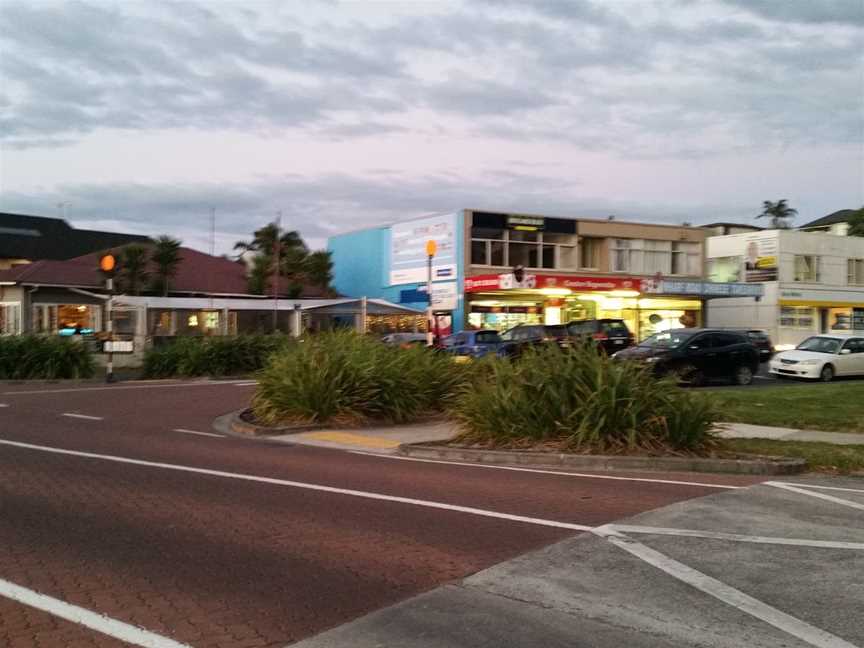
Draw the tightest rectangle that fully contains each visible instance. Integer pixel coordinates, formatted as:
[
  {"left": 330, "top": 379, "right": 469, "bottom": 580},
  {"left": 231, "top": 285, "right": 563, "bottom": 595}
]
[
  {"left": 799, "top": 359, "right": 819, "bottom": 365},
  {"left": 644, "top": 356, "right": 662, "bottom": 363}
]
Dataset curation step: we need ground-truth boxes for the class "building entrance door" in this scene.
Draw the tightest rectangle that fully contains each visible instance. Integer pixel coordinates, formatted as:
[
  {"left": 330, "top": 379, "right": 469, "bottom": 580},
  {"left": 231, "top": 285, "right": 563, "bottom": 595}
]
[{"left": 819, "top": 308, "right": 829, "bottom": 333}]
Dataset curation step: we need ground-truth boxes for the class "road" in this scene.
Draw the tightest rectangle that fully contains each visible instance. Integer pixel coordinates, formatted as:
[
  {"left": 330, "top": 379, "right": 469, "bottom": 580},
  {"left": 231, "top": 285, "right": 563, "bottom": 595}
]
[{"left": 0, "top": 380, "right": 860, "bottom": 648}]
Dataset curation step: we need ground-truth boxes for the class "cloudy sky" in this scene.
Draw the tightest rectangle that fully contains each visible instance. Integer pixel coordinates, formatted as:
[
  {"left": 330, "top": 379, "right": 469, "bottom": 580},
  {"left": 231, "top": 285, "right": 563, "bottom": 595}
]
[{"left": 1, "top": 0, "right": 862, "bottom": 253}]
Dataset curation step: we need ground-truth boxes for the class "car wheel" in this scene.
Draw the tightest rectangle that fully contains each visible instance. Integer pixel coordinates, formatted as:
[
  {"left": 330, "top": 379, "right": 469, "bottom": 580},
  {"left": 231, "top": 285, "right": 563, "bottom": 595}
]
[
  {"left": 677, "top": 363, "right": 705, "bottom": 387},
  {"left": 733, "top": 364, "right": 754, "bottom": 386},
  {"left": 819, "top": 364, "right": 835, "bottom": 382}
]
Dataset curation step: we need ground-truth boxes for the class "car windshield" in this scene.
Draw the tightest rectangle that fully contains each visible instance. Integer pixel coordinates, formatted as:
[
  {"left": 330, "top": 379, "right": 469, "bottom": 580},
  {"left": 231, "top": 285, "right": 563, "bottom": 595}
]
[
  {"left": 474, "top": 331, "right": 501, "bottom": 344},
  {"left": 601, "top": 321, "right": 629, "bottom": 336},
  {"left": 796, "top": 336, "right": 841, "bottom": 354},
  {"left": 544, "top": 325, "right": 569, "bottom": 338},
  {"left": 639, "top": 330, "right": 695, "bottom": 349}
]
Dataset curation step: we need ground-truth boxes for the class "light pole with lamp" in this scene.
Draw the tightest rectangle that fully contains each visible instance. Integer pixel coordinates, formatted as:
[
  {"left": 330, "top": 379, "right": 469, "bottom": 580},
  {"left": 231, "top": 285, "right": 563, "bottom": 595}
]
[{"left": 425, "top": 239, "right": 437, "bottom": 347}]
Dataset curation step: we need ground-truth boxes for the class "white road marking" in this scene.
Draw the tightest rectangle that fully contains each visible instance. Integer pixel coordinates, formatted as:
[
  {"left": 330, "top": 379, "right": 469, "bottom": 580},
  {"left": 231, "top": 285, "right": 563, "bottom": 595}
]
[
  {"left": 3, "top": 381, "right": 256, "bottom": 396},
  {"left": 766, "top": 481, "right": 864, "bottom": 512},
  {"left": 610, "top": 524, "right": 864, "bottom": 551},
  {"left": 0, "top": 439, "right": 593, "bottom": 533},
  {"left": 594, "top": 526, "right": 859, "bottom": 648},
  {"left": 349, "top": 451, "right": 741, "bottom": 489},
  {"left": 776, "top": 482, "right": 864, "bottom": 495},
  {"left": 0, "top": 577, "right": 191, "bottom": 648},
  {"left": 173, "top": 428, "right": 224, "bottom": 438},
  {"left": 0, "top": 403, "right": 8, "bottom": 407},
  {"left": 232, "top": 381, "right": 257, "bottom": 387},
  {"left": 62, "top": 413, "right": 104, "bottom": 421}
]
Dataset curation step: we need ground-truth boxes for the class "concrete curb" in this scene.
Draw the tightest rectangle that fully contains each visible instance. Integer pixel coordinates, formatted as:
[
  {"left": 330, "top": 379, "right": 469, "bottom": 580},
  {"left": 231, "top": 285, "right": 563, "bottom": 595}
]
[
  {"left": 226, "top": 409, "right": 325, "bottom": 437},
  {"left": 397, "top": 443, "right": 807, "bottom": 475}
]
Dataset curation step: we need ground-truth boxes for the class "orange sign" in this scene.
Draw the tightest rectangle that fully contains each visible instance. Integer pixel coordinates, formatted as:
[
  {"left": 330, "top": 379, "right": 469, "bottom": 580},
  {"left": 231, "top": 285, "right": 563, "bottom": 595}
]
[
  {"left": 425, "top": 240, "right": 437, "bottom": 257},
  {"left": 99, "top": 254, "right": 116, "bottom": 272}
]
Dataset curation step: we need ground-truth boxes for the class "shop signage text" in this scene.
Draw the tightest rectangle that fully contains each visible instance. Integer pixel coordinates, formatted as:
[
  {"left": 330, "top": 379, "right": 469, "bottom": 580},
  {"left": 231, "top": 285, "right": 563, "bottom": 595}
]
[
  {"left": 389, "top": 213, "right": 457, "bottom": 285},
  {"left": 464, "top": 273, "right": 640, "bottom": 293},
  {"left": 506, "top": 215, "right": 545, "bottom": 231}
]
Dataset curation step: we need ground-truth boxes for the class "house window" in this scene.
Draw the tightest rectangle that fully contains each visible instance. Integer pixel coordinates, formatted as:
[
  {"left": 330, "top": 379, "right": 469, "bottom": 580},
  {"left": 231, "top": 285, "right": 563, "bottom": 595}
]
[
  {"left": 612, "top": 239, "right": 631, "bottom": 272},
  {"left": 793, "top": 255, "right": 820, "bottom": 282},
  {"left": 578, "top": 238, "right": 600, "bottom": 269},
  {"left": 672, "top": 241, "right": 701, "bottom": 276},
  {"left": 848, "top": 258, "right": 864, "bottom": 285},
  {"left": 471, "top": 240, "right": 488, "bottom": 265},
  {"left": 643, "top": 240, "right": 672, "bottom": 275},
  {"left": 470, "top": 227, "right": 577, "bottom": 270},
  {"left": 0, "top": 303, "right": 21, "bottom": 335}
]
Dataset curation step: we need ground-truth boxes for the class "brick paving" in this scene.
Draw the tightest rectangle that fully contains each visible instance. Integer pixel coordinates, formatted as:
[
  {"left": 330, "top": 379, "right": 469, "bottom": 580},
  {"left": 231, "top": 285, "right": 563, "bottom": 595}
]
[{"left": 0, "top": 381, "right": 766, "bottom": 647}]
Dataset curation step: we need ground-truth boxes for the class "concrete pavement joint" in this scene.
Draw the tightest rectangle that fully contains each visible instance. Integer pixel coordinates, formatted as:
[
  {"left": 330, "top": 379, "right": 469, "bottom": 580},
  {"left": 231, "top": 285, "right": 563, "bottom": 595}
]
[
  {"left": 766, "top": 482, "right": 864, "bottom": 512},
  {"left": 593, "top": 526, "right": 860, "bottom": 648},
  {"left": 0, "top": 576, "right": 191, "bottom": 648},
  {"left": 352, "top": 452, "right": 744, "bottom": 489}
]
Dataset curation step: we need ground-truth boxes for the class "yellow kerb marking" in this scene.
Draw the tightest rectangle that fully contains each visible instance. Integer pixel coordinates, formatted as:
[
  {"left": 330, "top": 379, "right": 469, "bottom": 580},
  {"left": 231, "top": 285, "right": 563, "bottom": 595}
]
[{"left": 304, "top": 431, "right": 401, "bottom": 449}]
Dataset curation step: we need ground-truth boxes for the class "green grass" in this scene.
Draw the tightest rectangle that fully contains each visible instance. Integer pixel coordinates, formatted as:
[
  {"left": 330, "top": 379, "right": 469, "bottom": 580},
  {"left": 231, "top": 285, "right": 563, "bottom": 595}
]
[
  {"left": 710, "top": 382, "right": 864, "bottom": 433},
  {"left": 727, "top": 438, "right": 864, "bottom": 474}
]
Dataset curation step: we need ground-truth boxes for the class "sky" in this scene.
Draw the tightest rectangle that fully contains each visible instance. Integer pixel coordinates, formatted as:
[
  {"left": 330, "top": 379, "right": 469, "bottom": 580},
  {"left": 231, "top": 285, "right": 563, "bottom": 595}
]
[{"left": 1, "top": 0, "right": 862, "bottom": 254}]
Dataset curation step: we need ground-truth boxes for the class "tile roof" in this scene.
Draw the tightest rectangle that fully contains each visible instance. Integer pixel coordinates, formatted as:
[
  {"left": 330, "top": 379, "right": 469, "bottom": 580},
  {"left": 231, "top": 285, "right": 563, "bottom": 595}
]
[{"left": 799, "top": 209, "right": 856, "bottom": 229}]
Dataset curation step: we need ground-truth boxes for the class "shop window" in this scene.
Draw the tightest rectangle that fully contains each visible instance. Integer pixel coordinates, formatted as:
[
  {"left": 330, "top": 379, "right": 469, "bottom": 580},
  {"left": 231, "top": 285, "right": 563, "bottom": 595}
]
[
  {"left": 490, "top": 240, "right": 505, "bottom": 266},
  {"left": 644, "top": 240, "right": 672, "bottom": 274},
  {"left": 558, "top": 246, "right": 576, "bottom": 269},
  {"left": 579, "top": 238, "right": 600, "bottom": 269},
  {"left": 508, "top": 242, "right": 534, "bottom": 268},
  {"left": 793, "top": 255, "right": 820, "bottom": 282},
  {"left": 149, "top": 310, "right": 173, "bottom": 336},
  {"left": 848, "top": 258, "right": 864, "bottom": 285},
  {"left": 780, "top": 306, "right": 815, "bottom": 328},
  {"left": 113, "top": 310, "right": 138, "bottom": 336},
  {"left": 204, "top": 311, "right": 221, "bottom": 330},
  {"left": 612, "top": 239, "right": 631, "bottom": 272},
  {"left": 0, "top": 303, "right": 21, "bottom": 335},
  {"left": 672, "top": 242, "right": 701, "bottom": 276},
  {"left": 829, "top": 308, "right": 853, "bottom": 332},
  {"left": 541, "top": 245, "right": 555, "bottom": 269},
  {"left": 707, "top": 256, "right": 742, "bottom": 282},
  {"left": 471, "top": 240, "right": 488, "bottom": 265},
  {"left": 471, "top": 227, "right": 504, "bottom": 240}
]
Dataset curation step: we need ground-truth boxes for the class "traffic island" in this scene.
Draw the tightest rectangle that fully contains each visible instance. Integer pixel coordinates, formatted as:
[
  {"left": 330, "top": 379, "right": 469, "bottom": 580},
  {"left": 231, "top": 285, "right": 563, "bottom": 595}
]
[{"left": 397, "top": 442, "right": 807, "bottom": 475}]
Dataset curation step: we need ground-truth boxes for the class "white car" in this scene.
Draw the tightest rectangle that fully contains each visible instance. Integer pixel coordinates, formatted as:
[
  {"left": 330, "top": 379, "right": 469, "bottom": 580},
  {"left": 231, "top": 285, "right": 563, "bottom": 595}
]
[{"left": 770, "top": 335, "right": 864, "bottom": 382}]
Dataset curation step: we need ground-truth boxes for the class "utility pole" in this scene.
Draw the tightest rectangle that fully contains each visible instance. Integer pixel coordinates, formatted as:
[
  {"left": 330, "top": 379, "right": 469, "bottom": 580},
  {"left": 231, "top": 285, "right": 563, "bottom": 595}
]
[
  {"left": 273, "top": 211, "right": 282, "bottom": 333},
  {"left": 425, "top": 240, "right": 437, "bottom": 347},
  {"left": 210, "top": 206, "right": 216, "bottom": 257}
]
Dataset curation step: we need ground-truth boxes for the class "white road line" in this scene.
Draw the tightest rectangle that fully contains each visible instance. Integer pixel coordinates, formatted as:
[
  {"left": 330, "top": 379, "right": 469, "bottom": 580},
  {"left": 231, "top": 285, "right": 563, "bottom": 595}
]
[
  {"left": 349, "top": 452, "right": 741, "bottom": 490},
  {"left": 3, "top": 381, "right": 256, "bottom": 396},
  {"left": 173, "top": 428, "right": 224, "bottom": 438},
  {"left": 0, "top": 439, "right": 593, "bottom": 533},
  {"left": 594, "top": 526, "right": 859, "bottom": 648},
  {"left": 0, "top": 577, "right": 191, "bottom": 648},
  {"left": 232, "top": 381, "right": 257, "bottom": 387},
  {"left": 610, "top": 524, "right": 864, "bottom": 551},
  {"left": 776, "top": 482, "right": 864, "bottom": 495},
  {"left": 766, "top": 482, "right": 864, "bottom": 512},
  {"left": 0, "top": 403, "right": 8, "bottom": 407},
  {"left": 62, "top": 413, "right": 104, "bottom": 421}
]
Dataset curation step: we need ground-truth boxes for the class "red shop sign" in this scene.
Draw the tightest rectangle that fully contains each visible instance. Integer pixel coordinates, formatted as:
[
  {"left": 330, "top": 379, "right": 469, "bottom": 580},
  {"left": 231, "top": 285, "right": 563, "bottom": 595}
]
[{"left": 464, "top": 273, "right": 646, "bottom": 293}]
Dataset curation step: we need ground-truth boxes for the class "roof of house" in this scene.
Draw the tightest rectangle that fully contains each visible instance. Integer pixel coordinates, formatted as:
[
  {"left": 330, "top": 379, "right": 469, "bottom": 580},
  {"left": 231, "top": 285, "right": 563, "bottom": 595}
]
[
  {"left": 799, "top": 209, "right": 856, "bottom": 230},
  {"left": 0, "top": 212, "right": 151, "bottom": 261},
  {"left": 0, "top": 243, "right": 327, "bottom": 298},
  {"left": 702, "top": 222, "right": 763, "bottom": 230}
]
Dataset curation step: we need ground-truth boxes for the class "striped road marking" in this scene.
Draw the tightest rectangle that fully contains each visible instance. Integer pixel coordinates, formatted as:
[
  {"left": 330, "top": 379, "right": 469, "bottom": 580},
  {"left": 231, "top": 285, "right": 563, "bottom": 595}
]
[
  {"left": 304, "top": 431, "right": 401, "bottom": 449},
  {"left": 767, "top": 481, "right": 864, "bottom": 512},
  {"left": 62, "top": 413, "right": 104, "bottom": 421}
]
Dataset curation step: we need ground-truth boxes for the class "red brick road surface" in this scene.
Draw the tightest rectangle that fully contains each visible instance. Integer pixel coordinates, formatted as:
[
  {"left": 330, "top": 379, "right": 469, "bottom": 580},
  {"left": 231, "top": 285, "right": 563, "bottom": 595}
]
[{"left": 0, "top": 381, "right": 764, "bottom": 647}]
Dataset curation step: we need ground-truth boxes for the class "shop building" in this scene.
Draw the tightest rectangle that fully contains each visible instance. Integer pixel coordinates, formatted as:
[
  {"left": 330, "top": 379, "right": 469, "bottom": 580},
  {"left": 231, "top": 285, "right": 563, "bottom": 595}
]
[
  {"left": 328, "top": 210, "right": 762, "bottom": 339},
  {"left": 706, "top": 229, "right": 864, "bottom": 349}
]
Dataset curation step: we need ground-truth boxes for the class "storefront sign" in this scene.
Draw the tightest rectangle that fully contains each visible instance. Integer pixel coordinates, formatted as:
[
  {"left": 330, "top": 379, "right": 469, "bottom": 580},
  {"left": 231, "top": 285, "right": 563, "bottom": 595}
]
[
  {"left": 779, "top": 289, "right": 864, "bottom": 305},
  {"left": 464, "top": 273, "right": 641, "bottom": 293},
  {"left": 645, "top": 280, "right": 763, "bottom": 297},
  {"left": 389, "top": 213, "right": 457, "bottom": 285},
  {"left": 103, "top": 340, "right": 134, "bottom": 353},
  {"left": 744, "top": 235, "right": 778, "bottom": 282},
  {"left": 506, "top": 215, "right": 545, "bottom": 231}
]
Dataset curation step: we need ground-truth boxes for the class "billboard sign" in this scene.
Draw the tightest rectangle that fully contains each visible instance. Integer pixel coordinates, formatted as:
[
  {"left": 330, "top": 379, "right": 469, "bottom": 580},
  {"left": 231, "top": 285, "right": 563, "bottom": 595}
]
[
  {"left": 389, "top": 213, "right": 457, "bottom": 285},
  {"left": 744, "top": 235, "right": 778, "bottom": 282}
]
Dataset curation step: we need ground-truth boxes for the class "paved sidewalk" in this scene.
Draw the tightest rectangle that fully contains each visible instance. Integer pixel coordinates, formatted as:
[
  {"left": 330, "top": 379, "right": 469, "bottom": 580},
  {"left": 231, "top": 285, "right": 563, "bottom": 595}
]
[
  {"left": 267, "top": 421, "right": 457, "bottom": 453},
  {"left": 718, "top": 422, "right": 864, "bottom": 445}
]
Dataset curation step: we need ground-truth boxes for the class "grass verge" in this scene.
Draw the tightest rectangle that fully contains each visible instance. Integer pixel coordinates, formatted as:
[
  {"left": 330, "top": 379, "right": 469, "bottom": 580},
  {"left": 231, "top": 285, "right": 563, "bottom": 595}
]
[
  {"left": 710, "top": 381, "right": 864, "bottom": 433},
  {"left": 726, "top": 438, "right": 864, "bottom": 474}
]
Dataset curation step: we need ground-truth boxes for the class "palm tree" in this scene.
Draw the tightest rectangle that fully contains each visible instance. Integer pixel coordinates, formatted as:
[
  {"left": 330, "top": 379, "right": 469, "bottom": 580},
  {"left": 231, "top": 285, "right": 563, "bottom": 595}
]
[
  {"left": 757, "top": 199, "right": 798, "bottom": 229},
  {"left": 234, "top": 223, "right": 306, "bottom": 258},
  {"left": 150, "top": 235, "right": 182, "bottom": 296},
  {"left": 247, "top": 253, "right": 272, "bottom": 295},
  {"left": 119, "top": 244, "right": 150, "bottom": 296},
  {"left": 305, "top": 250, "right": 334, "bottom": 295}
]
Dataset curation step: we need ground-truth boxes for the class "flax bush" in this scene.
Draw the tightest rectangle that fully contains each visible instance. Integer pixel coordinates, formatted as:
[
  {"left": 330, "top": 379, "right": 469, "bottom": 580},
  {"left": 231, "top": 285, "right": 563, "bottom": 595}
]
[
  {"left": 143, "top": 335, "right": 292, "bottom": 378},
  {"left": 450, "top": 344, "right": 718, "bottom": 453},
  {"left": 0, "top": 335, "right": 95, "bottom": 379},
  {"left": 252, "top": 331, "right": 467, "bottom": 426}
]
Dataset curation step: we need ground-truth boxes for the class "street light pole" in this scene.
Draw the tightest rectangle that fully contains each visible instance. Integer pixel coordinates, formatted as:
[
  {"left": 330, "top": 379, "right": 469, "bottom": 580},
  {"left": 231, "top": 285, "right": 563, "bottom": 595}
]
[
  {"left": 425, "top": 240, "right": 437, "bottom": 347},
  {"left": 273, "top": 212, "right": 281, "bottom": 333}
]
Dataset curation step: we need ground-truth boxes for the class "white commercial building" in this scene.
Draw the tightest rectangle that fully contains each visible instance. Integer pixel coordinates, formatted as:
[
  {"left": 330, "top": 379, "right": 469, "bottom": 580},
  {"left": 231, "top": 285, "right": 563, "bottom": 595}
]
[{"left": 706, "top": 230, "right": 864, "bottom": 349}]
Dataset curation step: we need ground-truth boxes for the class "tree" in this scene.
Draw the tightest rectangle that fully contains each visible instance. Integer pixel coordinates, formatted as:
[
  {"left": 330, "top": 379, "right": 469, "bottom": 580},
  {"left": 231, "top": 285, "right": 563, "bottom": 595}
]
[
  {"left": 247, "top": 253, "right": 273, "bottom": 295},
  {"left": 234, "top": 223, "right": 306, "bottom": 259},
  {"left": 305, "top": 250, "right": 335, "bottom": 295},
  {"left": 118, "top": 244, "right": 150, "bottom": 296},
  {"left": 757, "top": 199, "right": 797, "bottom": 229},
  {"left": 150, "top": 235, "right": 182, "bottom": 297},
  {"left": 848, "top": 206, "right": 864, "bottom": 237}
]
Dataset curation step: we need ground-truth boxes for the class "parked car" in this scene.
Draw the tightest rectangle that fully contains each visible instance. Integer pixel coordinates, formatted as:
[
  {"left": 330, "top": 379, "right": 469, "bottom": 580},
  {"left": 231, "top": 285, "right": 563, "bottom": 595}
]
[
  {"left": 380, "top": 333, "right": 428, "bottom": 348},
  {"left": 727, "top": 329, "right": 774, "bottom": 362},
  {"left": 441, "top": 330, "right": 504, "bottom": 359},
  {"left": 566, "top": 318, "right": 634, "bottom": 354},
  {"left": 612, "top": 328, "right": 760, "bottom": 386},
  {"left": 769, "top": 335, "right": 864, "bottom": 382},
  {"left": 499, "top": 324, "right": 572, "bottom": 358}
]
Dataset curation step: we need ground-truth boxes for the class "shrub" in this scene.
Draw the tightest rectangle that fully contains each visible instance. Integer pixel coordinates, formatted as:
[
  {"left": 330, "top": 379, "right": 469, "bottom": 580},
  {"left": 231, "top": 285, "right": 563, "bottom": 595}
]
[
  {"left": 0, "top": 335, "right": 95, "bottom": 380},
  {"left": 450, "top": 344, "right": 718, "bottom": 454},
  {"left": 252, "top": 331, "right": 466, "bottom": 426},
  {"left": 142, "top": 335, "right": 292, "bottom": 378}
]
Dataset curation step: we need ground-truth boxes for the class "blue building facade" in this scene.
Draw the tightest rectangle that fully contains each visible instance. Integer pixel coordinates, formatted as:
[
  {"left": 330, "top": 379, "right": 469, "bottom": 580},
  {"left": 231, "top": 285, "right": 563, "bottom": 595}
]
[{"left": 328, "top": 212, "right": 466, "bottom": 335}]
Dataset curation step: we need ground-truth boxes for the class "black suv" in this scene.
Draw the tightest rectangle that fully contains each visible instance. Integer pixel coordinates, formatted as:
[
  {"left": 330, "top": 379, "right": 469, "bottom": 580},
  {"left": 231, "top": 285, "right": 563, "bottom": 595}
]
[
  {"left": 567, "top": 319, "right": 634, "bottom": 354},
  {"left": 499, "top": 324, "right": 571, "bottom": 358},
  {"left": 613, "top": 328, "right": 759, "bottom": 386},
  {"left": 729, "top": 329, "right": 774, "bottom": 362}
]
